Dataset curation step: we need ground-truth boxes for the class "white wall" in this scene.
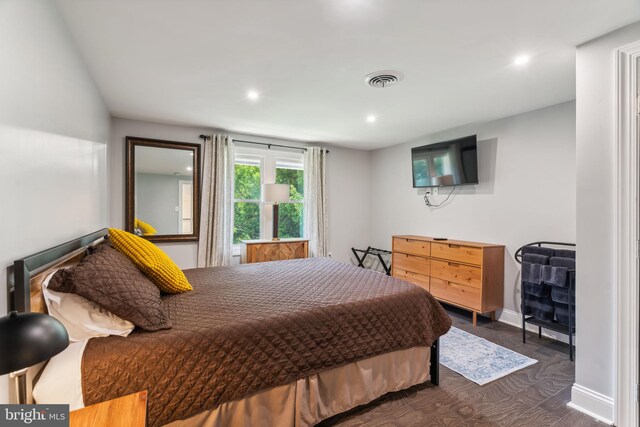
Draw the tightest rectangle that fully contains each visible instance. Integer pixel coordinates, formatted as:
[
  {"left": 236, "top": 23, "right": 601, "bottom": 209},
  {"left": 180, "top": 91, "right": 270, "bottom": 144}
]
[
  {"left": 0, "top": 0, "right": 110, "bottom": 404},
  {"left": 325, "top": 144, "right": 372, "bottom": 264},
  {"left": 109, "top": 118, "right": 371, "bottom": 267},
  {"left": 137, "top": 173, "right": 190, "bottom": 235},
  {"left": 369, "top": 101, "right": 576, "bottom": 315},
  {"left": 574, "top": 20, "right": 640, "bottom": 418}
]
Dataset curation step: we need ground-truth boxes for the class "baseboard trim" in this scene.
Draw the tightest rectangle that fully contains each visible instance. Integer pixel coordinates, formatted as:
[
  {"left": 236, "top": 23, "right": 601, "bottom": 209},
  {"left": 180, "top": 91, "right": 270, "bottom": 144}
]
[
  {"left": 496, "top": 308, "right": 571, "bottom": 345},
  {"left": 567, "top": 384, "right": 614, "bottom": 425}
]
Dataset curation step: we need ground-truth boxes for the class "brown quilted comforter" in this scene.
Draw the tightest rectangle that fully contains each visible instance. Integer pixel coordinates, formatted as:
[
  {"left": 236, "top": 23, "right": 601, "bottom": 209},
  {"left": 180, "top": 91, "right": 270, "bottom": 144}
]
[{"left": 81, "top": 258, "right": 451, "bottom": 426}]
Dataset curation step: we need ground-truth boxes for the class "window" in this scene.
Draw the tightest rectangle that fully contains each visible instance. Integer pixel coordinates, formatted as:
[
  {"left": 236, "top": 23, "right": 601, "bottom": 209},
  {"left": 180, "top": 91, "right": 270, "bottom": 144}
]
[
  {"left": 276, "top": 160, "right": 304, "bottom": 239},
  {"left": 233, "top": 155, "right": 262, "bottom": 244},
  {"left": 233, "top": 147, "right": 304, "bottom": 245},
  {"left": 433, "top": 154, "right": 452, "bottom": 177}
]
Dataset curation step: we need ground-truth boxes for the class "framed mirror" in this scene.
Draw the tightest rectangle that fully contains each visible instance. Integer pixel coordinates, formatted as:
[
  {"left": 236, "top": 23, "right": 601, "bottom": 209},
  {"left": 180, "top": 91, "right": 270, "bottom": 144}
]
[{"left": 126, "top": 137, "right": 201, "bottom": 242}]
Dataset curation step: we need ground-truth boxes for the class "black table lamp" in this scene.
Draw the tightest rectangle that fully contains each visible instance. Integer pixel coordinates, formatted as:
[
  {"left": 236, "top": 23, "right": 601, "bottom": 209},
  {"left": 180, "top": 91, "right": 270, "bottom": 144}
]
[
  {"left": 262, "top": 183, "right": 290, "bottom": 241},
  {"left": 0, "top": 311, "right": 69, "bottom": 404}
]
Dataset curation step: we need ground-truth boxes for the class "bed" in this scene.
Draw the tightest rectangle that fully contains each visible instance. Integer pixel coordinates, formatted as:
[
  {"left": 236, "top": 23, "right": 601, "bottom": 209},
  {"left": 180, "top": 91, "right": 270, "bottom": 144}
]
[{"left": 11, "top": 229, "right": 452, "bottom": 427}]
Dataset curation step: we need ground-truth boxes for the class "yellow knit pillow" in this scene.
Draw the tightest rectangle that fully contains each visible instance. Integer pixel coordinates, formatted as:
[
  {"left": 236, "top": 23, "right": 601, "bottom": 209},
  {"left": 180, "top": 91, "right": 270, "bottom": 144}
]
[
  {"left": 134, "top": 218, "right": 157, "bottom": 236},
  {"left": 108, "top": 228, "right": 192, "bottom": 294}
]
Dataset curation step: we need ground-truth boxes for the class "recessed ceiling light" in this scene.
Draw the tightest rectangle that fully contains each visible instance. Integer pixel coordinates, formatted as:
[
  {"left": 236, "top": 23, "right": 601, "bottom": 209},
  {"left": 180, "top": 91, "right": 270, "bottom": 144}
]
[
  {"left": 186, "top": 166, "right": 193, "bottom": 171},
  {"left": 514, "top": 55, "right": 530, "bottom": 66},
  {"left": 366, "top": 115, "right": 376, "bottom": 123},
  {"left": 247, "top": 90, "right": 259, "bottom": 101}
]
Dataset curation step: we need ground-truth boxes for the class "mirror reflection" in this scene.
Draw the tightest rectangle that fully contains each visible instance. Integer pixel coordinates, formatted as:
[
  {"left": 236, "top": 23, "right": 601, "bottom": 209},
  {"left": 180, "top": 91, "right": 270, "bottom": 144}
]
[
  {"left": 135, "top": 146, "right": 194, "bottom": 235},
  {"left": 126, "top": 138, "right": 200, "bottom": 242}
]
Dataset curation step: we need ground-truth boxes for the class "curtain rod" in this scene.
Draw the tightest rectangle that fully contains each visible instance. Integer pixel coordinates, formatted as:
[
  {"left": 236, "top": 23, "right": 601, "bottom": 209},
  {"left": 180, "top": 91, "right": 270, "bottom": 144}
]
[{"left": 198, "top": 135, "right": 329, "bottom": 153}]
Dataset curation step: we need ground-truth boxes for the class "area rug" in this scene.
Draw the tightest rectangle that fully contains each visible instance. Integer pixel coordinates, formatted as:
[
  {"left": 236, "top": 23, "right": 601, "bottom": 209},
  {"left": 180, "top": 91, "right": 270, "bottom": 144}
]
[{"left": 439, "top": 326, "right": 538, "bottom": 385}]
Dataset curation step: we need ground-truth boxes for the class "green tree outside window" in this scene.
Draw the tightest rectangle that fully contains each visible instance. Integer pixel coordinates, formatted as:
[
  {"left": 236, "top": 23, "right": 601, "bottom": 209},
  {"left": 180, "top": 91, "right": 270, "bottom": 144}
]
[
  {"left": 233, "top": 157, "right": 305, "bottom": 243},
  {"left": 276, "top": 167, "right": 304, "bottom": 239},
  {"left": 233, "top": 163, "right": 261, "bottom": 243}
]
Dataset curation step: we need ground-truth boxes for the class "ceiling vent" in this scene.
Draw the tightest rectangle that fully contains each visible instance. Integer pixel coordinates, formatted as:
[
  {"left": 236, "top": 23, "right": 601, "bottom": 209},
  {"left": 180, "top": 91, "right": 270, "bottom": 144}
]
[{"left": 364, "top": 70, "right": 404, "bottom": 88}]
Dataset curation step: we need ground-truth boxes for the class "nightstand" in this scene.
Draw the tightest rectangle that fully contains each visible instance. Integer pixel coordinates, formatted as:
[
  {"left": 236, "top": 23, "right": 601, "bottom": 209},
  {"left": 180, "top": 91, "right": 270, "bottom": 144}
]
[
  {"left": 70, "top": 391, "right": 147, "bottom": 427},
  {"left": 240, "top": 238, "right": 309, "bottom": 263}
]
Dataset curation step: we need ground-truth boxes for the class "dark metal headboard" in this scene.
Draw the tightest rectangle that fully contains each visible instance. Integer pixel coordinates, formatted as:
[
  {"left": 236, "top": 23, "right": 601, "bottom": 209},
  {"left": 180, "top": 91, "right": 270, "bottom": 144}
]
[{"left": 11, "top": 229, "right": 108, "bottom": 313}]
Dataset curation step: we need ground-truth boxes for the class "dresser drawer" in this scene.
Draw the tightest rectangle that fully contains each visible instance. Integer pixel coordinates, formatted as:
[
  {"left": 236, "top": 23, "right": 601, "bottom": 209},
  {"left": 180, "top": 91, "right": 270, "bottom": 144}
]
[
  {"left": 244, "top": 241, "right": 308, "bottom": 263},
  {"left": 431, "top": 242, "right": 482, "bottom": 265},
  {"left": 393, "top": 268, "right": 430, "bottom": 291},
  {"left": 430, "top": 259, "right": 481, "bottom": 288},
  {"left": 393, "top": 253, "right": 430, "bottom": 275},
  {"left": 430, "top": 278, "right": 481, "bottom": 310},
  {"left": 393, "top": 237, "right": 430, "bottom": 256}
]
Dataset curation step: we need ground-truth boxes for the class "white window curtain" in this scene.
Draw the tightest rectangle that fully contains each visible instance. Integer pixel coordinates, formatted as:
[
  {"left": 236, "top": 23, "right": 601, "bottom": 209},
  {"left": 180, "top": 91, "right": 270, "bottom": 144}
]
[
  {"left": 303, "top": 146, "right": 328, "bottom": 257},
  {"left": 197, "top": 134, "right": 235, "bottom": 267}
]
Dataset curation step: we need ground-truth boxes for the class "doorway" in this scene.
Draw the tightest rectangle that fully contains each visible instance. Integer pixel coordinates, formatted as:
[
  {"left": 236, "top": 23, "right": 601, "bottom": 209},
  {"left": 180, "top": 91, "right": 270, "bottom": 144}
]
[
  {"left": 614, "top": 44, "right": 640, "bottom": 427},
  {"left": 178, "top": 180, "right": 193, "bottom": 234}
]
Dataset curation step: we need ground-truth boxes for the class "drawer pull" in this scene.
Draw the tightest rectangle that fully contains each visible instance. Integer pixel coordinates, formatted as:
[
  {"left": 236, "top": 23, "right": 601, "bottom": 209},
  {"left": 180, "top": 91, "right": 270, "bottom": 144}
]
[
  {"left": 448, "top": 262, "right": 460, "bottom": 267},
  {"left": 448, "top": 244, "right": 460, "bottom": 248}
]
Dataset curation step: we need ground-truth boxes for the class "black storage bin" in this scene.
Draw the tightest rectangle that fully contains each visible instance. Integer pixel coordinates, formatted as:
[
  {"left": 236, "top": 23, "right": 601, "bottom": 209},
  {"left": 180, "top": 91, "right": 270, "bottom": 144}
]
[
  {"left": 523, "top": 293, "right": 554, "bottom": 321},
  {"left": 554, "top": 302, "right": 575, "bottom": 327}
]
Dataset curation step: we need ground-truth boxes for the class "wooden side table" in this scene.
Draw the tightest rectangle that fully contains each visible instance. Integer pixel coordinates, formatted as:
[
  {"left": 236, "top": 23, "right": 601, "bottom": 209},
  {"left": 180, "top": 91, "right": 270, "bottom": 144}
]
[
  {"left": 70, "top": 391, "right": 147, "bottom": 427},
  {"left": 240, "top": 238, "right": 309, "bottom": 263}
]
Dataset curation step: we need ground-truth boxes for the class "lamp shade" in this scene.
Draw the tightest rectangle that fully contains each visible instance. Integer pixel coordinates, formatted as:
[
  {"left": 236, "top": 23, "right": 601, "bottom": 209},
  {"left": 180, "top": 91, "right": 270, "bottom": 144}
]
[
  {"left": 0, "top": 311, "right": 69, "bottom": 375},
  {"left": 262, "top": 183, "right": 290, "bottom": 203}
]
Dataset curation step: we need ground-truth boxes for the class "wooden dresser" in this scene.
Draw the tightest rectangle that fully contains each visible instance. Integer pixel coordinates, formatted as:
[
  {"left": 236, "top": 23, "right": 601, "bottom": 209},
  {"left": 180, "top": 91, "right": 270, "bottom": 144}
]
[
  {"left": 240, "top": 238, "right": 309, "bottom": 263},
  {"left": 392, "top": 235, "right": 504, "bottom": 325}
]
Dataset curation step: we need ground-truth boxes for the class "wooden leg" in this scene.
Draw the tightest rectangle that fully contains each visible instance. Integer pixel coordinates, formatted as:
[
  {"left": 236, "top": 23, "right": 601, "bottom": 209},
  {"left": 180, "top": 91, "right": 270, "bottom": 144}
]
[
  {"left": 472, "top": 312, "right": 477, "bottom": 326},
  {"left": 490, "top": 311, "right": 496, "bottom": 321}
]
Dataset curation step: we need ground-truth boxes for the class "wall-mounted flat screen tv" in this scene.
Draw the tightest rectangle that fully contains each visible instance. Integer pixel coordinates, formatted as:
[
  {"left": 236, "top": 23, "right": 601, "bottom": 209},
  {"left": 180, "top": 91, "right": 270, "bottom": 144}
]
[{"left": 411, "top": 135, "right": 478, "bottom": 188}]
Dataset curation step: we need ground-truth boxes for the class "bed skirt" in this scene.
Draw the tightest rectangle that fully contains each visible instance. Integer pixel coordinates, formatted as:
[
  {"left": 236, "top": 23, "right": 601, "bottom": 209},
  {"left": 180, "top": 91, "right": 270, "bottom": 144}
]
[{"left": 165, "top": 346, "right": 431, "bottom": 427}]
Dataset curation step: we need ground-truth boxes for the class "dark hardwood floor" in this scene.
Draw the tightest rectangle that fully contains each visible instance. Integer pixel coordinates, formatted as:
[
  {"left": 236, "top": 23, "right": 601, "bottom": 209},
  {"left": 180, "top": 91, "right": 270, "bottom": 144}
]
[{"left": 320, "top": 306, "right": 603, "bottom": 427}]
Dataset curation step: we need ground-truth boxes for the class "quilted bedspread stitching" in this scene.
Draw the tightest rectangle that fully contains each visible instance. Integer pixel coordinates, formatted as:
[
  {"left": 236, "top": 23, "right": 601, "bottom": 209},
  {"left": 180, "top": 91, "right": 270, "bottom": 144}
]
[{"left": 81, "top": 258, "right": 452, "bottom": 426}]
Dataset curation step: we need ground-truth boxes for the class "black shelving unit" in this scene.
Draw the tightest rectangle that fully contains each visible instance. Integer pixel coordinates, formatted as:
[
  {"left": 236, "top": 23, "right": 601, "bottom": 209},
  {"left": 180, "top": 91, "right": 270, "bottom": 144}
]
[{"left": 515, "top": 241, "right": 576, "bottom": 360}]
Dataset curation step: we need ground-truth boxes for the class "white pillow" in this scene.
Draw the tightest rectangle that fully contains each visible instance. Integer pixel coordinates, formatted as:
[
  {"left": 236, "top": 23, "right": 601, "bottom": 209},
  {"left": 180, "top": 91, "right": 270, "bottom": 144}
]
[
  {"left": 42, "top": 269, "right": 134, "bottom": 341},
  {"left": 33, "top": 340, "right": 86, "bottom": 410}
]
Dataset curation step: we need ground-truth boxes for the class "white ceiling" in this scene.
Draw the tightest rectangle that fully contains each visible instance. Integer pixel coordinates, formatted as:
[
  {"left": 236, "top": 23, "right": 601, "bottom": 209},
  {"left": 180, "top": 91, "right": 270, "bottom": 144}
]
[
  {"left": 57, "top": 0, "right": 640, "bottom": 150},
  {"left": 135, "top": 146, "right": 194, "bottom": 175}
]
